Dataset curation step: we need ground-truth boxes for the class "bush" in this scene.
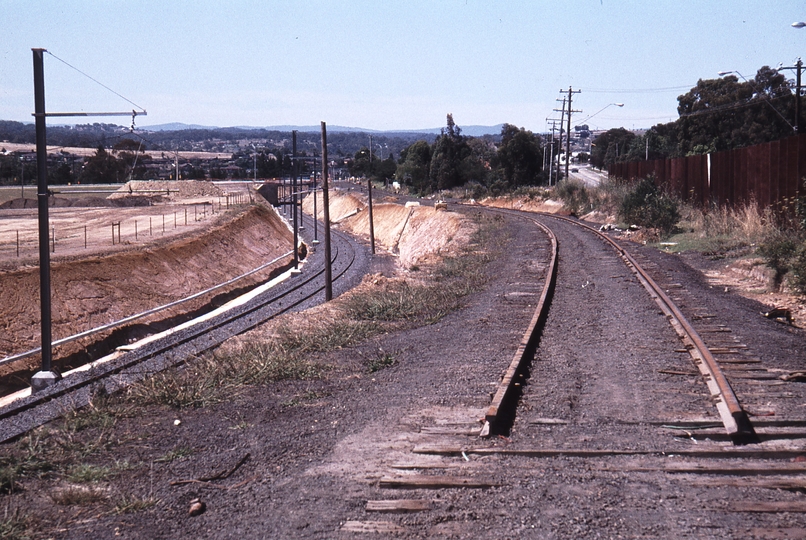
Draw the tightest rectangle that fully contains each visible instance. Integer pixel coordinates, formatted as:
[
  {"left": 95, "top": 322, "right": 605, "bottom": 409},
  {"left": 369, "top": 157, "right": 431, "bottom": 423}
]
[
  {"left": 618, "top": 177, "right": 680, "bottom": 236},
  {"left": 554, "top": 179, "right": 590, "bottom": 215}
]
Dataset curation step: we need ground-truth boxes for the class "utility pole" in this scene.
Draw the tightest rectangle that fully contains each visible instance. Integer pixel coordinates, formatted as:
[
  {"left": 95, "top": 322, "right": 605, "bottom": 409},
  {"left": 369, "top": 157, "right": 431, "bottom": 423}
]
[
  {"left": 367, "top": 135, "right": 376, "bottom": 254},
  {"left": 546, "top": 119, "right": 561, "bottom": 186},
  {"left": 553, "top": 97, "right": 566, "bottom": 182},
  {"left": 31, "top": 48, "right": 57, "bottom": 391},
  {"left": 320, "top": 121, "right": 332, "bottom": 301},
  {"left": 28, "top": 48, "right": 145, "bottom": 391},
  {"left": 563, "top": 87, "right": 582, "bottom": 181},
  {"left": 779, "top": 59, "right": 803, "bottom": 133},
  {"left": 292, "top": 130, "right": 299, "bottom": 269}
]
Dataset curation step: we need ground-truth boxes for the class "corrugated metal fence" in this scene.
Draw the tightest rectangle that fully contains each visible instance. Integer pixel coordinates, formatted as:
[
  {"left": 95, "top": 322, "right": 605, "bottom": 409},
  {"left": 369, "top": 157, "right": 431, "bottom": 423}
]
[{"left": 608, "top": 134, "right": 806, "bottom": 212}]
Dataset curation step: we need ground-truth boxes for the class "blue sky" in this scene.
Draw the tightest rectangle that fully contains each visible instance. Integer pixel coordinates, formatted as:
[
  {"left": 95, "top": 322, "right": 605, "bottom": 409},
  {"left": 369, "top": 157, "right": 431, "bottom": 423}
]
[{"left": 2, "top": 0, "right": 805, "bottom": 133}]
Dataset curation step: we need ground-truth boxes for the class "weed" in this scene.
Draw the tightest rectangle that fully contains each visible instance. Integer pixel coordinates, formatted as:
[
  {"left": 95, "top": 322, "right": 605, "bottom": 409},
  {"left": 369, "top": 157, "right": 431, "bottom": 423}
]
[
  {"left": 0, "top": 507, "right": 30, "bottom": 540},
  {"left": 367, "top": 350, "right": 395, "bottom": 373},
  {"left": 553, "top": 179, "right": 591, "bottom": 215},
  {"left": 155, "top": 446, "right": 193, "bottom": 463},
  {"left": 618, "top": 177, "right": 680, "bottom": 236},
  {"left": 66, "top": 464, "right": 113, "bottom": 484},
  {"left": 112, "top": 494, "right": 159, "bottom": 514}
]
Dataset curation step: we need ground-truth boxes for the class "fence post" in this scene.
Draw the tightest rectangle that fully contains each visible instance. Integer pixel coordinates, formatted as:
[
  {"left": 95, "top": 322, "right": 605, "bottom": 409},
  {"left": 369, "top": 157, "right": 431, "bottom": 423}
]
[{"left": 51, "top": 226, "right": 55, "bottom": 253}]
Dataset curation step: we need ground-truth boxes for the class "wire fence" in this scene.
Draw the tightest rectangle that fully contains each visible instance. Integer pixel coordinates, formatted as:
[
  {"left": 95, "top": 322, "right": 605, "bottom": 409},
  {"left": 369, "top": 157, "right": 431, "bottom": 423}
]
[{"left": 0, "top": 193, "right": 249, "bottom": 260}]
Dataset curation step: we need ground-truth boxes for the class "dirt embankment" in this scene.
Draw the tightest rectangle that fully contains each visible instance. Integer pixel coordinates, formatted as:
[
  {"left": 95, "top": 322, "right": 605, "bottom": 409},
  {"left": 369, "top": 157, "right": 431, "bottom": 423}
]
[
  {"left": 302, "top": 190, "right": 466, "bottom": 268},
  {"left": 0, "top": 204, "right": 293, "bottom": 364}
]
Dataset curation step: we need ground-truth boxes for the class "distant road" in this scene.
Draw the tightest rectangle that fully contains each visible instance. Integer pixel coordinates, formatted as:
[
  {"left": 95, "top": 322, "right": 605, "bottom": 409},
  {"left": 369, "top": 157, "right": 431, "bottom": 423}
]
[{"left": 568, "top": 164, "right": 608, "bottom": 187}]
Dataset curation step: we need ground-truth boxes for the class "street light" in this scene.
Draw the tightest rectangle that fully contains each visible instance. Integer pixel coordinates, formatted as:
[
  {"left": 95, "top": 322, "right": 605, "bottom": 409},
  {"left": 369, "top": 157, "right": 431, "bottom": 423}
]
[{"left": 578, "top": 103, "right": 624, "bottom": 126}]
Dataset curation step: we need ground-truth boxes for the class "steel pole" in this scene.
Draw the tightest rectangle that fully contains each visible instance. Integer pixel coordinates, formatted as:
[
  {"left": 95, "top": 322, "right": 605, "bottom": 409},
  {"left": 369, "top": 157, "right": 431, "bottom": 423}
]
[
  {"left": 320, "top": 122, "right": 332, "bottom": 301},
  {"left": 32, "top": 48, "right": 58, "bottom": 390},
  {"left": 797, "top": 59, "right": 803, "bottom": 134},
  {"left": 292, "top": 131, "right": 299, "bottom": 268}
]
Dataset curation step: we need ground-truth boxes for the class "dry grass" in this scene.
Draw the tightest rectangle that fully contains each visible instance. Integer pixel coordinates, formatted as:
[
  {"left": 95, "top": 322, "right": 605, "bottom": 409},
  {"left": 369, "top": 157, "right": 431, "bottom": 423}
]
[
  {"left": 667, "top": 201, "right": 777, "bottom": 256},
  {"left": 127, "top": 211, "right": 503, "bottom": 409}
]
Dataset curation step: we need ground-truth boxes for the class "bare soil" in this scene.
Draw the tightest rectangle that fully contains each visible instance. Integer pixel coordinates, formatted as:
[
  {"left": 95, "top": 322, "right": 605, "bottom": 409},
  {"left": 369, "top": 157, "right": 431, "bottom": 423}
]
[{"left": 0, "top": 183, "right": 292, "bottom": 392}]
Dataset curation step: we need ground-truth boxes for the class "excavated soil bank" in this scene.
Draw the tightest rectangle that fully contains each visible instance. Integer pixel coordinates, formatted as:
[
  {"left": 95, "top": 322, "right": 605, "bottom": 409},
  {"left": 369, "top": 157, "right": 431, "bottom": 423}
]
[{"left": 0, "top": 203, "right": 294, "bottom": 382}]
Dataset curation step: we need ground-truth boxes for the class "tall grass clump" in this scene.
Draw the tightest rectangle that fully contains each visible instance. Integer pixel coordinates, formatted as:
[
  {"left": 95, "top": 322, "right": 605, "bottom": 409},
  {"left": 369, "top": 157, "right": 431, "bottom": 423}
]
[
  {"left": 618, "top": 177, "right": 680, "bottom": 237},
  {"left": 553, "top": 179, "right": 590, "bottom": 215}
]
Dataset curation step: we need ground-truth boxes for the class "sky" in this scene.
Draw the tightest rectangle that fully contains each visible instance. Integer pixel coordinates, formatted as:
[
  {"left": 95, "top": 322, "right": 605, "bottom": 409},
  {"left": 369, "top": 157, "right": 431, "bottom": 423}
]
[{"left": 2, "top": 0, "right": 806, "bottom": 134}]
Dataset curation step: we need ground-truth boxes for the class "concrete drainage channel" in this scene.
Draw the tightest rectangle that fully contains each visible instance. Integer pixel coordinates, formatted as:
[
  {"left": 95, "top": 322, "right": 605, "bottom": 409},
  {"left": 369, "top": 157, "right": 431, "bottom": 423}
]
[{"left": 0, "top": 220, "right": 368, "bottom": 443}]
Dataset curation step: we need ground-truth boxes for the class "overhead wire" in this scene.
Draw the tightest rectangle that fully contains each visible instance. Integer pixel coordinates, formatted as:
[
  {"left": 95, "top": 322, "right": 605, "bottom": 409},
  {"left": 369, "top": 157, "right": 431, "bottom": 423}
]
[{"left": 44, "top": 51, "right": 146, "bottom": 113}]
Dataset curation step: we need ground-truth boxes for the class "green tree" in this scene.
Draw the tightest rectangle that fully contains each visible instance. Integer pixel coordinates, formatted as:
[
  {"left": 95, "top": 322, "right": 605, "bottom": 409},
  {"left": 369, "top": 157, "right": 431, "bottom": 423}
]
[
  {"left": 429, "top": 114, "right": 473, "bottom": 192},
  {"left": 79, "top": 145, "right": 123, "bottom": 184},
  {"left": 590, "top": 128, "right": 636, "bottom": 169},
  {"left": 494, "top": 124, "right": 543, "bottom": 186},
  {"left": 395, "top": 140, "right": 432, "bottom": 194}
]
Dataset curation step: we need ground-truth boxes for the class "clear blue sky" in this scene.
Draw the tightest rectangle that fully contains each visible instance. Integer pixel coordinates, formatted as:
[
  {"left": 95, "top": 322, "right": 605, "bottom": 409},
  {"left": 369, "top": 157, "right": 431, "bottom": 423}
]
[{"left": 2, "top": 0, "right": 805, "bottom": 133}]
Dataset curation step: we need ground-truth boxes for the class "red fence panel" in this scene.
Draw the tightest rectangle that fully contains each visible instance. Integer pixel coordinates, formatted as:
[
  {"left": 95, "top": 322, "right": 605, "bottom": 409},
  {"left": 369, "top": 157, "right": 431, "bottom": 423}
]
[{"left": 605, "top": 133, "right": 805, "bottom": 217}]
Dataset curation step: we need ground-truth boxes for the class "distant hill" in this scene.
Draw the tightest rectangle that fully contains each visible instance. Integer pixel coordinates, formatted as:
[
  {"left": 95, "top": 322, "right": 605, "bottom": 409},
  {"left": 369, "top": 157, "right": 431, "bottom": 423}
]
[{"left": 142, "top": 123, "right": 505, "bottom": 136}]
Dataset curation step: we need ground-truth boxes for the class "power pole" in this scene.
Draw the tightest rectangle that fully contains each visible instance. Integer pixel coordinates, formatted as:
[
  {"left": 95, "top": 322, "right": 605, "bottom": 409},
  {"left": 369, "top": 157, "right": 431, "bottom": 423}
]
[
  {"left": 320, "top": 121, "right": 332, "bottom": 301},
  {"left": 292, "top": 130, "right": 299, "bottom": 269},
  {"left": 546, "top": 119, "right": 561, "bottom": 186},
  {"left": 31, "top": 48, "right": 57, "bottom": 391},
  {"left": 367, "top": 135, "right": 376, "bottom": 254},
  {"left": 563, "top": 87, "right": 582, "bottom": 181},
  {"left": 553, "top": 97, "right": 566, "bottom": 182},
  {"left": 777, "top": 59, "right": 803, "bottom": 133}
]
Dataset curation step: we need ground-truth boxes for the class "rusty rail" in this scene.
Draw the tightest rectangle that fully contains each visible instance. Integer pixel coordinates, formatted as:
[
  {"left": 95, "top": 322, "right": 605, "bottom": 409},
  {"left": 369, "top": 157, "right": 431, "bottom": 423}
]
[
  {"left": 545, "top": 214, "right": 758, "bottom": 445},
  {"left": 482, "top": 214, "right": 558, "bottom": 437}
]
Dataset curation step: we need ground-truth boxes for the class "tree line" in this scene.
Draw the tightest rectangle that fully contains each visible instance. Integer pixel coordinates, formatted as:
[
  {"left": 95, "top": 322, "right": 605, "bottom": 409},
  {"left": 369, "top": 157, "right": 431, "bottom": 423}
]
[{"left": 591, "top": 65, "right": 798, "bottom": 169}]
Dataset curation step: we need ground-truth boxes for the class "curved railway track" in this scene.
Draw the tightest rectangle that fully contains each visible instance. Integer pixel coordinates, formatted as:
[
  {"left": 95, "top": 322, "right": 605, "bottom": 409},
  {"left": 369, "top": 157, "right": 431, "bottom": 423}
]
[
  {"left": 481, "top": 207, "right": 758, "bottom": 445},
  {"left": 0, "top": 214, "right": 369, "bottom": 442}
]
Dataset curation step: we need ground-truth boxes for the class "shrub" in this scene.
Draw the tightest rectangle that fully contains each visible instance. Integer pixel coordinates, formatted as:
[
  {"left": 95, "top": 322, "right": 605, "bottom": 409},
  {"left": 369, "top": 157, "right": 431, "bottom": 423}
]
[
  {"left": 618, "top": 177, "right": 680, "bottom": 236},
  {"left": 553, "top": 179, "right": 590, "bottom": 215},
  {"left": 758, "top": 231, "right": 799, "bottom": 286}
]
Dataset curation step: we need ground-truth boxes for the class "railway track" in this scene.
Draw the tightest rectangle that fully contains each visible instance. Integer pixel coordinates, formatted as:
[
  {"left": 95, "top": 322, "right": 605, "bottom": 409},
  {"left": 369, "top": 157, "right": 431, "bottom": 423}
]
[
  {"left": 350, "top": 205, "right": 806, "bottom": 537},
  {"left": 0, "top": 214, "right": 369, "bottom": 442}
]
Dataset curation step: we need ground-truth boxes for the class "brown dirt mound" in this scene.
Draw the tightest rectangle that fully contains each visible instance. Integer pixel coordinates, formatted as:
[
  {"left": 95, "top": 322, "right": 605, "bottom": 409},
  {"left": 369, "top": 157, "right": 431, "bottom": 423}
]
[
  {"left": 0, "top": 204, "right": 293, "bottom": 364},
  {"left": 109, "top": 180, "right": 224, "bottom": 200},
  {"left": 302, "top": 191, "right": 466, "bottom": 268},
  {"left": 0, "top": 196, "right": 154, "bottom": 209}
]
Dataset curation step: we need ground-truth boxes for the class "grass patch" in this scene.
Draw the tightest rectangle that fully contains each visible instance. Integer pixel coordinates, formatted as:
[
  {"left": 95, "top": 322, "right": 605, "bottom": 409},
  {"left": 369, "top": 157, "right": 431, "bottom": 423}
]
[
  {"left": 66, "top": 464, "right": 114, "bottom": 483},
  {"left": 127, "top": 211, "right": 504, "bottom": 408},
  {"left": 0, "top": 508, "right": 31, "bottom": 540},
  {"left": 112, "top": 494, "right": 159, "bottom": 515},
  {"left": 155, "top": 446, "right": 193, "bottom": 463}
]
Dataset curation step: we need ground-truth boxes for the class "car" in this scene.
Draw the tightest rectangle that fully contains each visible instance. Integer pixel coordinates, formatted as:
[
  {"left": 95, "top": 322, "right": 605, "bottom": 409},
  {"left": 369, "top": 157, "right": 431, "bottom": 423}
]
[{"left": 571, "top": 168, "right": 579, "bottom": 173}]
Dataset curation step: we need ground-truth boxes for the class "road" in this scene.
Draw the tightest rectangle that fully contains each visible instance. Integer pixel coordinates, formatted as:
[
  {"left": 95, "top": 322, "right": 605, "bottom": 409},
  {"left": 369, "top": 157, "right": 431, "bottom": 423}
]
[{"left": 567, "top": 163, "right": 608, "bottom": 186}]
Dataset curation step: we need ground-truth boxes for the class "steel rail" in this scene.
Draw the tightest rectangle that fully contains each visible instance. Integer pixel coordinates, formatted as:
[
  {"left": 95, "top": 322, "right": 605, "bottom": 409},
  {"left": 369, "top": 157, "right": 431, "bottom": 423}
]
[
  {"left": 543, "top": 213, "right": 758, "bottom": 445},
  {"left": 0, "top": 218, "right": 364, "bottom": 442},
  {"left": 482, "top": 211, "right": 558, "bottom": 436}
]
